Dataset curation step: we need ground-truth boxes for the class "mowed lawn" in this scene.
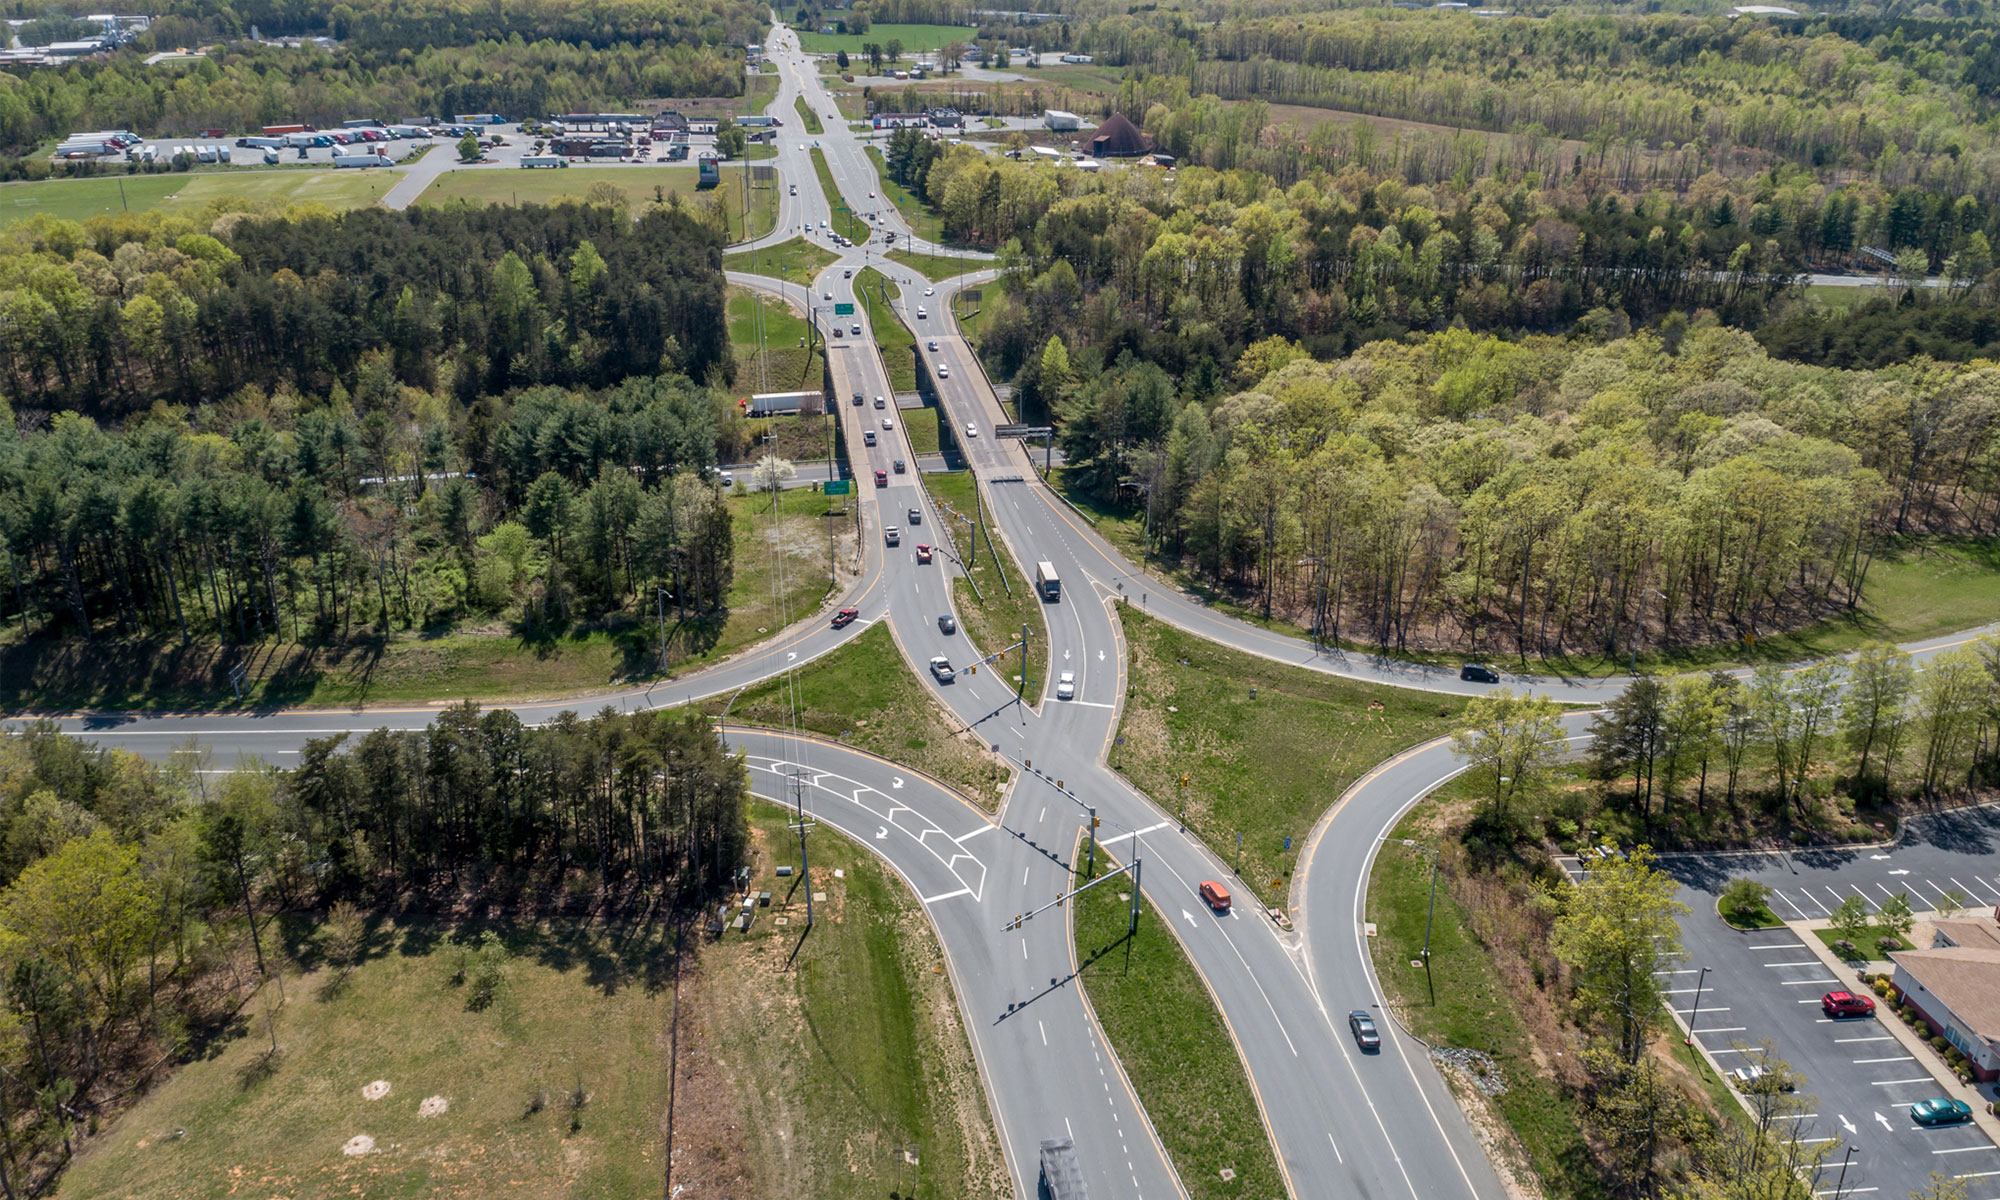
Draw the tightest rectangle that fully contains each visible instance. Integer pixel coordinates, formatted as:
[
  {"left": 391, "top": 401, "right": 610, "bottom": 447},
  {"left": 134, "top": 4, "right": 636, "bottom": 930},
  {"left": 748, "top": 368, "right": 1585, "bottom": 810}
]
[
  {"left": 61, "top": 916, "right": 679, "bottom": 1200},
  {"left": 417, "top": 167, "right": 779, "bottom": 240},
  {"left": 0, "top": 169, "right": 395, "bottom": 226},
  {"left": 794, "top": 22, "right": 972, "bottom": 53}
]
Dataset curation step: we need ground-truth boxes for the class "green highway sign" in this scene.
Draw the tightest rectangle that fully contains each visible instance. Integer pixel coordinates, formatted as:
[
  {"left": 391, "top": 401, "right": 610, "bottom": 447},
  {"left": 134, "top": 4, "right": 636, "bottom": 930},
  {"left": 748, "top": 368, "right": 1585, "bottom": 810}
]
[
  {"left": 834, "top": 302, "right": 854, "bottom": 315},
  {"left": 823, "top": 479, "right": 851, "bottom": 495}
]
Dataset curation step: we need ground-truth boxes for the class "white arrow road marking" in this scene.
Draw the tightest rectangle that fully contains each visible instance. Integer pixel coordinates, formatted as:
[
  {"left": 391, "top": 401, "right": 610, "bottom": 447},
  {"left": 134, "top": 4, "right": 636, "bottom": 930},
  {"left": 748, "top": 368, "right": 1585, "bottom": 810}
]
[
  {"left": 876, "top": 826, "right": 888, "bottom": 840},
  {"left": 1064, "top": 649, "right": 1071, "bottom": 660},
  {"left": 1181, "top": 909, "right": 1198, "bottom": 928},
  {"left": 787, "top": 651, "right": 798, "bottom": 661},
  {"left": 1870, "top": 853, "right": 1892, "bottom": 860},
  {"left": 1098, "top": 650, "right": 1105, "bottom": 661},
  {"left": 892, "top": 776, "right": 904, "bottom": 789},
  {"left": 1875, "top": 1112, "right": 1893, "bottom": 1130},
  {"left": 1840, "top": 1115, "right": 1857, "bottom": 1134},
  {"left": 1889, "top": 869, "right": 1910, "bottom": 875}
]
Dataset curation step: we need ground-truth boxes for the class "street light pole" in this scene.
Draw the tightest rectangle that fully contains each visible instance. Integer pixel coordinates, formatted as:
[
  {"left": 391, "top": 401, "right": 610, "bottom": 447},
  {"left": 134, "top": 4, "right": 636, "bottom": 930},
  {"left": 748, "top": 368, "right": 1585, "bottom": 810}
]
[
  {"left": 1684, "top": 965, "right": 1711, "bottom": 1045},
  {"left": 1831, "top": 1144, "right": 1858, "bottom": 1200}
]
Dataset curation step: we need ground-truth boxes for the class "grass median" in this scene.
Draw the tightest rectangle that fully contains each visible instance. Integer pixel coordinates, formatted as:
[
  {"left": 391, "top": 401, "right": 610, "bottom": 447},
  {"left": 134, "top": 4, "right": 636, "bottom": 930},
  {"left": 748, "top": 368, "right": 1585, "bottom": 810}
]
[
  {"left": 858, "top": 267, "right": 917, "bottom": 392},
  {"left": 1370, "top": 790, "right": 1605, "bottom": 1200},
  {"left": 811, "top": 147, "right": 870, "bottom": 244},
  {"left": 1109, "top": 604, "right": 1467, "bottom": 909},
  {"left": 727, "top": 285, "right": 824, "bottom": 394},
  {"left": 712, "top": 621, "right": 1011, "bottom": 808},
  {"left": 724, "top": 235, "right": 839, "bottom": 285},
  {"left": 1073, "top": 848, "right": 1286, "bottom": 1200},
  {"left": 920, "top": 470, "right": 1049, "bottom": 705},
  {"left": 890, "top": 248, "right": 989, "bottom": 282},
  {"left": 794, "top": 95, "right": 824, "bottom": 135},
  {"left": 686, "top": 800, "right": 1010, "bottom": 1198}
]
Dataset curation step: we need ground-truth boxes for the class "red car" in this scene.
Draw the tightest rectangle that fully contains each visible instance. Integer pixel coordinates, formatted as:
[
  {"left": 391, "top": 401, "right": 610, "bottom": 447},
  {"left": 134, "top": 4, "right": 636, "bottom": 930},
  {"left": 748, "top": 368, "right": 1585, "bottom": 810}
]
[
  {"left": 1822, "top": 990, "right": 1875, "bottom": 1019},
  {"left": 874, "top": 469, "right": 887, "bottom": 487},
  {"left": 916, "top": 543, "right": 932, "bottom": 563},
  {"left": 831, "top": 606, "right": 858, "bottom": 628}
]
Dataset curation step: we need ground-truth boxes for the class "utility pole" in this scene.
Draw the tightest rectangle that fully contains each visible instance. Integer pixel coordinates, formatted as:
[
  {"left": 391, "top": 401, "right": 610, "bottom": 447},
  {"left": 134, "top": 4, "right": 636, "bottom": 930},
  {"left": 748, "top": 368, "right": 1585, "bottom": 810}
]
[
  {"left": 1085, "top": 804, "right": 1097, "bottom": 879},
  {"left": 1016, "top": 621, "right": 1027, "bottom": 703}
]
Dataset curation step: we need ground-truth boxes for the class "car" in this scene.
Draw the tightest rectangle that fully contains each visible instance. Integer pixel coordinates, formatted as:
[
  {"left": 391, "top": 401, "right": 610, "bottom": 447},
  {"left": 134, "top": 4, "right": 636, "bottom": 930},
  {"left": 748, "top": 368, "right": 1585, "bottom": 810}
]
[
  {"left": 832, "top": 327, "right": 843, "bottom": 337},
  {"left": 874, "top": 469, "right": 887, "bottom": 486},
  {"left": 929, "top": 655, "right": 955, "bottom": 682},
  {"left": 1200, "top": 880, "right": 1231, "bottom": 911},
  {"left": 831, "top": 606, "right": 859, "bottom": 628},
  {"left": 874, "top": 395, "right": 886, "bottom": 408},
  {"left": 924, "top": 286, "right": 934, "bottom": 297},
  {"left": 893, "top": 458, "right": 906, "bottom": 472},
  {"left": 1821, "top": 990, "right": 1876, "bottom": 1019},
  {"left": 908, "top": 507, "right": 922, "bottom": 524},
  {"left": 1911, "top": 1098, "right": 1974, "bottom": 1127},
  {"left": 863, "top": 430, "right": 877, "bottom": 446},
  {"left": 853, "top": 391, "right": 864, "bottom": 406},
  {"left": 882, "top": 417, "right": 894, "bottom": 430},
  {"left": 885, "top": 525, "right": 900, "bottom": 545},
  {"left": 843, "top": 267, "right": 852, "bottom": 278},
  {"left": 928, "top": 339, "right": 939, "bottom": 351},
  {"left": 1348, "top": 1011, "right": 1381, "bottom": 1052},
  {"left": 1056, "top": 671, "right": 1075, "bottom": 700},
  {"left": 938, "top": 613, "right": 956, "bottom": 634},
  {"left": 916, "top": 543, "right": 933, "bottom": 563},
  {"left": 851, "top": 323, "right": 862, "bottom": 335},
  {"left": 966, "top": 423, "right": 978, "bottom": 438},
  {"left": 717, "top": 470, "right": 734, "bottom": 487},
  {"left": 916, "top": 307, "right": 927, "bottom": 319},
  {"left": 1460, "top": 664, "right": 1500, "bottom": 684},
  {"left": 936, "top": 363, "right": 949, "bottom": 378},
  {"left": 823, "top": 290, "right": 832, "bottom": 300},
  {"left": 797, "top": 143, "right": 805, "bottom": 150}
]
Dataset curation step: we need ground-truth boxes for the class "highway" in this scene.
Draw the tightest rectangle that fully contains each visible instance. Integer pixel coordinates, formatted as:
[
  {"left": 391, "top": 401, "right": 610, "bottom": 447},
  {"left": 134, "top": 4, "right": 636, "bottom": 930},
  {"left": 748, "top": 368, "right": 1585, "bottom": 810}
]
[{"left": 23, "top": 19, "right": 2000, "bottom": 1200}]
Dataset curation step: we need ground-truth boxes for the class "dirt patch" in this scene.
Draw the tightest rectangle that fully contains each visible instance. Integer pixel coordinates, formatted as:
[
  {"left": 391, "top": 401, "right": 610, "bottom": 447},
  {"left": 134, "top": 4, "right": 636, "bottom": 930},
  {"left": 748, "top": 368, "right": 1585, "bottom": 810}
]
[
  {"left": 341, "top": 1135, "right": 375, "bottom": 1157},
  {"left": 418, "top": 1095, "right": 448, "bottom": 1118},
  {"left": 361, "top": 1080, "right": 390, "bottom": 1101}
]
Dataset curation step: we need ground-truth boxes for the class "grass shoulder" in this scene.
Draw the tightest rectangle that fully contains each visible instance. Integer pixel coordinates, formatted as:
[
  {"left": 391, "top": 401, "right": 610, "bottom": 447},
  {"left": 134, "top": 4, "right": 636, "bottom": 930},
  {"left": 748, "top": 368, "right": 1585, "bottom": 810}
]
[
  {"left": 1073, "top": 849, "right": 1286, "bottom": 1200},
  {"left": 1110, "top": 604, "right": 1466, "bottom": 908},
  {"left": 919, "top": 470, "right": 1050, "bottom": 705},
  {"left": 889, "top": 248, "right": 990, "bottom": 282},
  {"left": 793, "top": 96, "right": 824, "bottom": 135},
  {"left": 64, "top": 913, "right": 682, "bottom": 1198},
  {"left": 865, "top": 145, "right": 946, "bottom": 245},
  {"left": 724, "top": 235, "right": 839, "bottom": 284},
  {"left": 1369, "top": 792, "right": 1607, "bottom": 1200},
  {"left": 727, "top": 285, "right": 825, "bottom": 396},
  {"left": 712, "top": 620, "right": 1011, "bottom": 808},
  {"left": 0, "top": 487, "right": 846, "bottom": 713},
  {"left": 857, "top": 267, "right": 917, "bottom": 392},
  {"left": 682, "top": 800, "right": 1010, "bottom": 1197}
]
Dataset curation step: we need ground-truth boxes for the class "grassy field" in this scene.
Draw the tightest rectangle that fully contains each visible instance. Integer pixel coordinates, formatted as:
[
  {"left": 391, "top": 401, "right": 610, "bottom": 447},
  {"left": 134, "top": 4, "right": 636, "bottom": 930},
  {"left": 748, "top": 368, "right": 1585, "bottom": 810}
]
[
  {"left": 1109, "top": 605, "right": 1469, "bottom": 909},
  {"left": 920, "top": 470, "right": 1050, "bottom": 704},
  {"left": 1062, "top": 476, "right": 2000, "bottom": 676},
  {"left": 858, "top": 267, "right": 918, "bottom": 392},
  {"left": 794, "top": 95, "right": 824, "bottom": 135},
  {"left": 0, "top": 169, "right": 396, "bottom": 226},
  {"left": 0, "top": 488, "right": 845, "bottom": 713},
  {"left": 725, "top": 235, "right": 839, "bottom": 285},
  {"left": 417, "top": 167, "right": 778, "bottom": 241},
  {"left": 811, "top": 147, "right": 871, "bottom": 244},
  {"left": 1813, "top": 924, "right": 1912, "bottom": 958},
  {"left": 1802, "top": 282, "right": 1888, "bottom": 309},
  {"left": 1073, "top": 849, "right": 1286, "bottom": 1200},
  {"left": 865, "top": 145, "right": 948, "bottom": 245},
  {"left": 1370, "top": 794, "right": 1606, "bottom": 1200},
  {"left": 62, "top": 914, "right": 681, "bottom": 1199},
  {"left": 951, "top": 288, "right": 991, "bottom": 342},
  {"left": 683, "top": 802, "right": 1008, "bottom": 1199},
  {"left": 727, "top": 285, "right": 825, "bottom": 396},
  {"left": 795, "top": 22, "right": 972, "bottom": 54},
  {"left": 713, "top": 621, "right": 1012, "bottom": 807},
  {"left": 902, "top": 404, "right": 941, "bottom": 454},
  {"left": 890, "top": 247, "right": 989, "bottom": 282},
  {"left": 733, "top": 411, "right": 841, "bottom": 464}
]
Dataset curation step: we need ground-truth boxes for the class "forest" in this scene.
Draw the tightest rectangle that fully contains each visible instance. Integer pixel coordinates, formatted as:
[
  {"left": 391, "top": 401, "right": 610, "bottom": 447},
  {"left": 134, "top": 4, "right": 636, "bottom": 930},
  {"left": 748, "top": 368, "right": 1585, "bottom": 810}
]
[
  {"left": 0, "top": 200, "right": 732, "bottom": 414},
  {"left": 0, "top": 709, "right": 748, "bottom": 1190},
  {"left": 1041, "top": 322, "right": 1998, "bottom": 659}
]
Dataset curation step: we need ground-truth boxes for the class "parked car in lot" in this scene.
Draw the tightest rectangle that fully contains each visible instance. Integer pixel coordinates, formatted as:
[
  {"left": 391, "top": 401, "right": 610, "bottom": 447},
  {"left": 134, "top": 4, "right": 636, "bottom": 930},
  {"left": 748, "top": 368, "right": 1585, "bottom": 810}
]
[
  {"left": 929, "top": 656, "right": 955, "bottom": 682},
  {"left": 1460, "top": 664, "right": 1500, "bottom": 683},
  {"left": 1056, "top": 671, "right": 1075, "bottom": 700},
  {"left": 1821, "top": 990, "right": 1876, "bottom": 1019},
  {"left": 831, "top": 606, "right": 858, "bottom": 628},
  {"left": 1348, "top": 1010, "right": 1381, "bottom": 1051},
  {"left": 1911, "top": 1097, "right": 1973, "bottom": 1127},
  {"left": 1729, "top": 1064, "right": 1794, "bottom": 1092}
]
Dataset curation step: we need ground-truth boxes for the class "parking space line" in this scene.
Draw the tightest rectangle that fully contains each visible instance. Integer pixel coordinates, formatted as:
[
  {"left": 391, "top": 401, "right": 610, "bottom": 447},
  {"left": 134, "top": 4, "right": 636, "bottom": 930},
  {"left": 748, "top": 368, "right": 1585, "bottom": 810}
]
[
  {"left": 1952, "top": 1169, "right": 2000, "bottom": 1179},
  {"left": 1698, "top": 1026, "right": 1748, "bottom": 1033},
  {"left": 1951, "top": 876, "right": 2000, "bottom": 905},
  {"left": 1932, "top": 1146, "right": 1994, "bottom": 1155},
  {"left": 1835, "top": 1035, "right": 1896, "bottom": 1043},
  {"left": 1708, "top": 1047, "right": 1752, "bottom": 1055},
  {"left": 1849, "top": 884, "right": 1879, "bottom": 910},
  {"left": 1872, "top": 1077, "right": 1938, "bottom": 1085},
  {"left": 1764, "top": 960, "right": 1822, "bottom": 967},
  {"left": 1812, "top": 1189, "right": 1877, "bottom": 1196},
  {"left": 1673, "top": 1006, "right": 1730, "bottom": 1015},
  {"left": 1772, "top": 890, "right": 1813, "bottom": 919},
  {"left": 1852, "top": 1055, "right": 1917, "bottom": 1064},
  {"left": 1746, "top": 940, "right": 1802, "bottom": 950},
  {"left": 1782, "top": 978, "right": 1842, "bottom": 985},
  {"left": 1792, "top": 889, "right": 1832, "bottom": 917},
  {"left": 1878, "top": 881, "right": 1928, "bottom": 909}
]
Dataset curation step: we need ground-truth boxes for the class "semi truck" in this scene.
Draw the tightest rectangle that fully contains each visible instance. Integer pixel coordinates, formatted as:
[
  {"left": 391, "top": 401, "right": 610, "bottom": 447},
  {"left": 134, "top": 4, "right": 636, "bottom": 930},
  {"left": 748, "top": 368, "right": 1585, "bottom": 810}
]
[
  {"left": 1036, "top": 561, "right": 1060, "bottom": 601},
  {"left": 1038, "top": 1138, "right": 1087, "bottom": 1199}
]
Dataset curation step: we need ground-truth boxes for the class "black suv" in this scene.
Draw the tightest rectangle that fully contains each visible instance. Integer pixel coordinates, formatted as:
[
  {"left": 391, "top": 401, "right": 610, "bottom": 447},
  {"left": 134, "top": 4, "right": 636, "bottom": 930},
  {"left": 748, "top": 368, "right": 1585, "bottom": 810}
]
[{"left": 1460, "top": 664, "right": 1500, "bottom": 684}]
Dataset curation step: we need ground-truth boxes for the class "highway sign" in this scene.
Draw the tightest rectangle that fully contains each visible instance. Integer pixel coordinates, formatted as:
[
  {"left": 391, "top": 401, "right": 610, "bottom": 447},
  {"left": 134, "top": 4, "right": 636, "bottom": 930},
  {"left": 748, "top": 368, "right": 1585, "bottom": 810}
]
[
  {"left": 994, "top": 424, "right": 1053, "bottom": 439},
  {"left": 834, "top": 302, "right": 855, "bottom": 315},
  {"left": 823, "top": 479, "right": 851, "bottom": 495}
]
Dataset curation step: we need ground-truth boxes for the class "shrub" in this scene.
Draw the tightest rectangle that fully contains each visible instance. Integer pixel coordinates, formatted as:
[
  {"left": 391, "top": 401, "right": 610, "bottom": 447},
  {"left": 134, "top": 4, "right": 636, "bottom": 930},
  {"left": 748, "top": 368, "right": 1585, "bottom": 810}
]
[
  {"left": 1869, "top": 978, "right": 1889, "bottom": 996},
  {"left": 1932, "top": 1035, "right": 1951, "bottom": 1053}
]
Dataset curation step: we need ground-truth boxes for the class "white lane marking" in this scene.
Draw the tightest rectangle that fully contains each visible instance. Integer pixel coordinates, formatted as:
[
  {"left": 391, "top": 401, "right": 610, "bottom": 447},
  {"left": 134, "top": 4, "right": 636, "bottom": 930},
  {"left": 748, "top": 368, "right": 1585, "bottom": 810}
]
[
  {"left": 1069, "top": 700, "right": 1117, "bottom": 709},
  {"left": 1098, "top": 821, "right": 1170, "bottom": 848},
  {"left": 1763, "top": 960, "right": 1822, "bottom": 967},
  {"left": 955, "top": 823, "right": 995, "bottom": 843},
  {"left": 920, "top": 887, "right": 971, "bottom": 905},
  {"left": 1327, "top": 1132, "right": 1344, "bottom": 1165},
  {"left": 1871, "top": 1077, "right": 1939, "bottom": 1085},
  {"left": 1852, "top": 1056, "right": 1917, "bottom": 1064},
  {"left": 1772, "top": 890, "right": 1812, "bottom": 919},
  {"left": 1039, "top": 1020, "right": 1047, "bottom": 1046},
  {"left": 1037, "top": 806, "right": 1046, "bottom": 822}
]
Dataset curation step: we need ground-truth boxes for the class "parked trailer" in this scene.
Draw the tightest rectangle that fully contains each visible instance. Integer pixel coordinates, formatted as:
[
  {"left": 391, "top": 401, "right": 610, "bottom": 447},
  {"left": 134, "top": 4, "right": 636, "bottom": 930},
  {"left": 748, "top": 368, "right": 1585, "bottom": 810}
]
[
  {"left": 519, "top": 156, "right": 569, "bottom": 168},
  {"left": 242, "top": 136, "right": 286, "bottom": 149},
  {"left": 332, "top": 151, "right": 389, "bottom": 168},
  {"left": 262, "top": 124, "right": 308, "bottom": 136}
]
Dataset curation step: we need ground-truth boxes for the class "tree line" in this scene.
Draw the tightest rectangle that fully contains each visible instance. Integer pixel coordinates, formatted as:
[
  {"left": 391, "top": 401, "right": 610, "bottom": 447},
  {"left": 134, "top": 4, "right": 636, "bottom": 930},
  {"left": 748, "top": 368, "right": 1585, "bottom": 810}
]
[
  {"left": 151, "top": 0, "right": 764, "bottom": 56},
  {"left": 1041, "top": 322, "right": 2000, "bottom": 660},
  {"left": 0, "top": 709, "right": 748, "bottom": 1190},
  {"left": 0, "top": 200, "right": 731, "bottom": 417}
]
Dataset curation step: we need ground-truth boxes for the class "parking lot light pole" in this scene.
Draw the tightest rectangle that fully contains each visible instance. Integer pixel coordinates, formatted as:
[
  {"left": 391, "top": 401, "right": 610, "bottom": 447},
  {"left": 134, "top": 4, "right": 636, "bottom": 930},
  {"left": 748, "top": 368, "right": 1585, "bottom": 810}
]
[
  {"left": 1684, "top": 965, "right": 1712, "bottom": 1045},
  {"left": 1831, "top": 1144, "right": 1858, "bottom": 1200},
  {"left": 1385, "top": 837, "right": 1439, "bottom": 1005}
]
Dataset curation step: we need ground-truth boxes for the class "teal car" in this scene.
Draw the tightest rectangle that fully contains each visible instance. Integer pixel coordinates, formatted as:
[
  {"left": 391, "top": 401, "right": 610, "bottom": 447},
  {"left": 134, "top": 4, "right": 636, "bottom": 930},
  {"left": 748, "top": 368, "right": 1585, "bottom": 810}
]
[{"left": 1910, "top": 1098, "right": 1974, "bottom": 1127}]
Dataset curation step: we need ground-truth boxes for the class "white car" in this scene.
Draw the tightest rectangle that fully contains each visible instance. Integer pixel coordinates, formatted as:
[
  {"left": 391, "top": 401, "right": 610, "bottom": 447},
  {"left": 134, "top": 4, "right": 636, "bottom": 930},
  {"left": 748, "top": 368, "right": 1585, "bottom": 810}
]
[
  {"left": 916, "top": 307, "right": 927, "bottom": 319},
  {"left": 924, "top": 287, "right": 934, "bottom": 296},
  {"left": 882, "top": 417, "right": 894, "bottom": 430},
  {"left": 1056, "top": 671, "right": 1075, "bottom": 700},
  {"left": 936, "top": 363, "right": 949, "bottom": 378},
  {"left": 823, "top": 290, "right": 832, "bottom": 300},
  {"left": 868, "top": 190, "right": 875, "bottom": 197},
  {"left": 966, "top": 423, "right": 978, "bottom": 438}
]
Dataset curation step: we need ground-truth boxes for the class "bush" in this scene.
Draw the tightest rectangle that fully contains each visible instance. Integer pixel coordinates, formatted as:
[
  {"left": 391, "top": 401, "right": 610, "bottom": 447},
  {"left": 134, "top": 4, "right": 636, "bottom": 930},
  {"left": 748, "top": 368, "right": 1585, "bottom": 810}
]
[
  {"left": 1932, "top": 1035, "right": 1951, "bottom": 1053},
  {"left": 1869, "top": 978, "right": 1889, "bottom": 996}
]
